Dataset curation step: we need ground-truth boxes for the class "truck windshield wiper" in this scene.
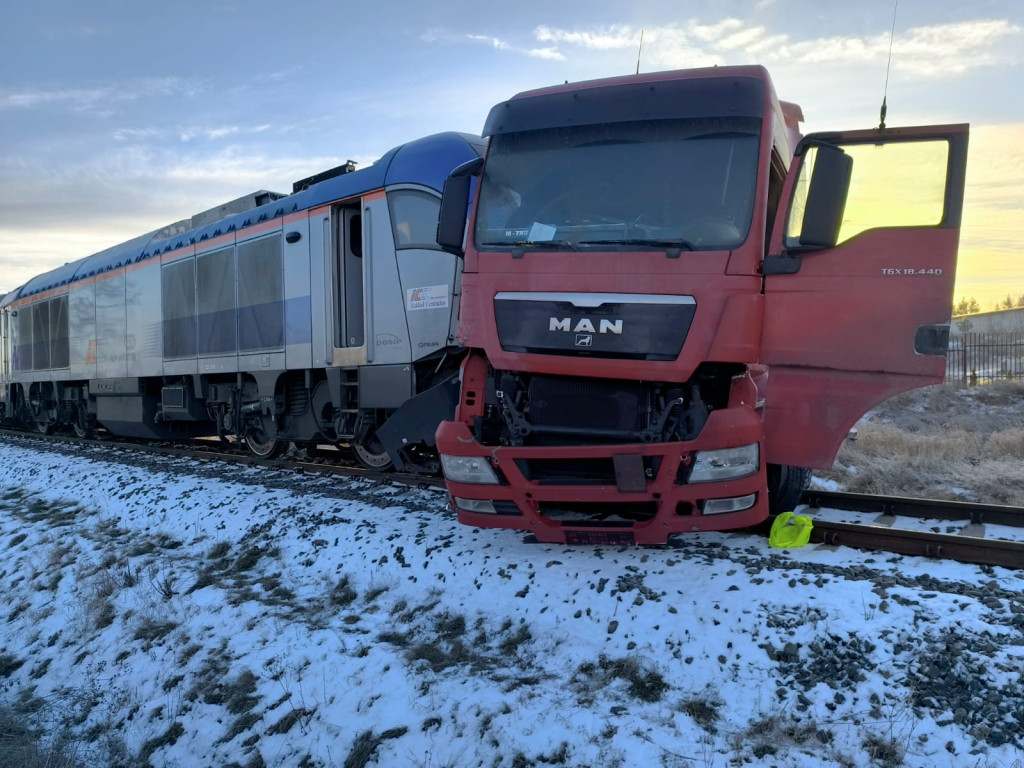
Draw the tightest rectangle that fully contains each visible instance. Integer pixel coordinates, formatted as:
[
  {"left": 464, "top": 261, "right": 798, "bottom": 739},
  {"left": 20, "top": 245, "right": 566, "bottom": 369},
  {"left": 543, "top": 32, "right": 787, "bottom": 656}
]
[
  {"left": 579, "top": 238, "right": 696, "bottom": 251},
  {"left": 478, "top": 240, "right": 578, "bottom": 251},
  {"left": 512, "top": 240, "right": 577, "bottom": 251}
]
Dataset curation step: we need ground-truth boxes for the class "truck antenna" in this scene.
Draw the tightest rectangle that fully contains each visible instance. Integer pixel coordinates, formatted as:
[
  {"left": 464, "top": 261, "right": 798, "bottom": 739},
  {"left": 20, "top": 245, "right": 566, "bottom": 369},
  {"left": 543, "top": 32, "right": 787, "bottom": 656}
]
[
  {"left": 879, "top": 0, "right": 898, "bottom": 130},
  {"left": 635, "top": 29, "right": 644, "bottom": 74}
]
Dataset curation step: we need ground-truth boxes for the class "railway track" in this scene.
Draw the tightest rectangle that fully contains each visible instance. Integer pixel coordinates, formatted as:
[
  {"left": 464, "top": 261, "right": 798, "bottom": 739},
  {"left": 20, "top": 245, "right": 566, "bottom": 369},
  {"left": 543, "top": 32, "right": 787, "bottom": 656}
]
[
  {"left": 0, "top": 427, "right": 447, "bottom": 491},
  {"left": 2, "top": 428, "right": 1023, "bottom": 569},
  {"left": 798, "top": 490, "right": 1024, "bottom": 570}
]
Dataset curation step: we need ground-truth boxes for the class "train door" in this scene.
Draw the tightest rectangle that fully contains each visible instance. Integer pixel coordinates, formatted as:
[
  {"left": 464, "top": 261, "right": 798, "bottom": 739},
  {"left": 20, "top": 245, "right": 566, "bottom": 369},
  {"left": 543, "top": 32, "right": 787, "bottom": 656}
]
[
  {"left": 333, "top": 205, "right": 364, "bottom": 349},
  {"left": 761, "top": 123, "right": 969, "bottom": 469}
]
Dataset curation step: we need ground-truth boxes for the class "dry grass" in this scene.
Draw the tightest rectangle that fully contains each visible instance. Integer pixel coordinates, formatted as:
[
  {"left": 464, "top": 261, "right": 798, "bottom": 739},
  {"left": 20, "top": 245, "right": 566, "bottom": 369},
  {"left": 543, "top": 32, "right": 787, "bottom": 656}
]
[
  {"left": 0, "top": 701, "right": 93, "bottom": 768},
  {"left": 817, "top": 382, "right": 1024, "bottom": 505}
]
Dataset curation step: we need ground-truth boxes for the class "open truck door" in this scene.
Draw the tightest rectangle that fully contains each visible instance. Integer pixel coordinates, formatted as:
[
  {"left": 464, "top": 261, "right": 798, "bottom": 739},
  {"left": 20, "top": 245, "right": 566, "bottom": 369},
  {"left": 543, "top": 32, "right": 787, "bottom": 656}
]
[{"left": 762, "top": 124, "right": 969, "bottom": 469}]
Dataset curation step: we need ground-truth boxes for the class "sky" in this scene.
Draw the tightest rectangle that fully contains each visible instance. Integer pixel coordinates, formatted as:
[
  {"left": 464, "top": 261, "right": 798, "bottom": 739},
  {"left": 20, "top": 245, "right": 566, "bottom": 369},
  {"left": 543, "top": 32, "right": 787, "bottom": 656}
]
[
  {"left": 2, "top": 435, "right": 1024, "bottom": 767},
  {"left": 1, "top": 0, "right": 1021, "bottom": 308}
]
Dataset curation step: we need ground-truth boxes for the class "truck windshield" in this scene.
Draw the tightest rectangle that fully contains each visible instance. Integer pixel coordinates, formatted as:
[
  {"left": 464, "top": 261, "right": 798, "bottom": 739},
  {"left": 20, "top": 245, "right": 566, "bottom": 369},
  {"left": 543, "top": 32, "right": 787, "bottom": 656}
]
[{"left": 475, "top": 117, "right": 761, "bottom": 251}]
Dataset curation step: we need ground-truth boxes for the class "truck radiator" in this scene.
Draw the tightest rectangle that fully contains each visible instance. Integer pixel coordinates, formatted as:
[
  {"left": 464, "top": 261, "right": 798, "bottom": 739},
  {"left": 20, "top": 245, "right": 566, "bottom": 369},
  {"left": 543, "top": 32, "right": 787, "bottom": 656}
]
[{"left": 527, "top": 376, "right": 644, "bottom": 433}]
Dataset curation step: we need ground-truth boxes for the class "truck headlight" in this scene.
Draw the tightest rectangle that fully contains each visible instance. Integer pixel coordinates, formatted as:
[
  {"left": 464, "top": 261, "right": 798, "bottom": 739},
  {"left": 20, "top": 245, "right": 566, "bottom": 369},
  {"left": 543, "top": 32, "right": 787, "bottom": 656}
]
[
  {"left": 440, "top": 454, "right": 500, "bottom": 484},
  {"left": 688, "top": 443, "right": 759, "bottom": 483}
]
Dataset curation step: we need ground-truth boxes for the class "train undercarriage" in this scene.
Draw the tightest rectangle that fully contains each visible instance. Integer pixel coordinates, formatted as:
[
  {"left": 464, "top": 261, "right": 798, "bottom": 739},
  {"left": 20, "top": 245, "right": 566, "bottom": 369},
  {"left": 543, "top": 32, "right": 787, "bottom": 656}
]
[{"left": 0, "top": 358, "right": 456, "bottom": 472}]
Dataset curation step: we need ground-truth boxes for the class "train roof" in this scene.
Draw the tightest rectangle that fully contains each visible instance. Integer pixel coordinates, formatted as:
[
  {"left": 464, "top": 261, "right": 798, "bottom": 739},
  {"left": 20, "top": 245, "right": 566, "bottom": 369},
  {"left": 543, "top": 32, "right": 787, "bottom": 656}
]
[{"left": 13, "top": 131, "right": 486, "bottom": 301}]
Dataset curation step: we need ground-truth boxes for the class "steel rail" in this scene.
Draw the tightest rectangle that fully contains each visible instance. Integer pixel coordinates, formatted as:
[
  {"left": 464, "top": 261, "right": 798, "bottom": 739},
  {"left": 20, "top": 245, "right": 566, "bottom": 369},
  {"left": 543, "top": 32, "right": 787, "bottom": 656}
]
[
  {"left": 801, "top": 489, "right": 1024, "bottom": 528},
  {"left": 806, "top": 519, "right": 1024, "bottom": 570}
]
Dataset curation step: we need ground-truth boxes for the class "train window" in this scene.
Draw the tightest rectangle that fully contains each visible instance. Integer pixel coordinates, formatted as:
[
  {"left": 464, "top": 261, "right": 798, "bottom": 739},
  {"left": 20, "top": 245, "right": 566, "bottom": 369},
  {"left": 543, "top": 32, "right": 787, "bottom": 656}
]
[
  {"left": 32, "top": 301, "right": 50, "bottom": 370},
  {"left": 162, "top": 258, "right": 197, "bottom": 358},
  {"left": 197, "top": 247, "right": 237, "bottom": 356},
  {"left": 49, "top": 296, "right": 69, "bottom": 369},
  {"left": 237, "top": 234, "right": 284, "bottom": 351},
  {"left": 387, "top": 190, "right": 442, "bottom": 249}
]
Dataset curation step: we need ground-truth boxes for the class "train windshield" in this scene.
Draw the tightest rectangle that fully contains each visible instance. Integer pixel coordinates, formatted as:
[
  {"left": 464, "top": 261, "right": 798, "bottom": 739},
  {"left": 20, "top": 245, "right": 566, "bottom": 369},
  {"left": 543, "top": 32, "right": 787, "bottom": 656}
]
[{"left": 475, "top": 117, "right": 761, "bottom": 252}]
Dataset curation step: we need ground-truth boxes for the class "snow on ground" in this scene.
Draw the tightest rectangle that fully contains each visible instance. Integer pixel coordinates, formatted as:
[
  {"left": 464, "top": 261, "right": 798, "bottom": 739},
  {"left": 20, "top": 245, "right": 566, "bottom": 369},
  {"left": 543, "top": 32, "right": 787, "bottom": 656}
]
[{"left": 1, "top": 439, "right": 1023, "bottom": 768}]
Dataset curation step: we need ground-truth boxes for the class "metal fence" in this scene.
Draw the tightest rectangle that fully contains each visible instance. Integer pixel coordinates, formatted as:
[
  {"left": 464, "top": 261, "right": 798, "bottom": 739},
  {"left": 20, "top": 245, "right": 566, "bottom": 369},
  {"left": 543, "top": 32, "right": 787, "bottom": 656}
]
[{"left": 947, "top": 332, "right": 1024, "bottom": 384}]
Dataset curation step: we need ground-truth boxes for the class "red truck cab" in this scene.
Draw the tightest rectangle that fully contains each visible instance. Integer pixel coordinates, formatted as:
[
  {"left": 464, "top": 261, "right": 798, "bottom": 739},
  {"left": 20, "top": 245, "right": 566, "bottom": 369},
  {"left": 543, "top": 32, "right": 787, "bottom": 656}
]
[{"left": 435, "top": 65, "right": 968, "bottom": 545}]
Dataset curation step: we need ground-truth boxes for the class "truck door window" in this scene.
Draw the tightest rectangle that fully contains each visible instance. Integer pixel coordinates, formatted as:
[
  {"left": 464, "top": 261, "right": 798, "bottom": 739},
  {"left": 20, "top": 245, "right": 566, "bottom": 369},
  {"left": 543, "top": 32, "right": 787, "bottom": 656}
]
[
  {"left": 786, "top": 139, "right": 949, "bottom": 248},
  {"left": 764, "top": 149, "right": 787, "bottom": 252}
]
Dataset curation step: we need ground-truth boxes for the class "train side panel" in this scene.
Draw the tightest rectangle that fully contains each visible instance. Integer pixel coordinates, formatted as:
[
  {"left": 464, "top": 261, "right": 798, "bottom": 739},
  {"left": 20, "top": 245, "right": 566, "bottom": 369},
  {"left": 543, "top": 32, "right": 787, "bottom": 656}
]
[
  {"left": 161, "top": 247, "right": 199, "bottom": 379},
  {"left": 195, "top": 239, "right": 242, "bottom": 377},
  {"left": 397, "top": 248, "right": 460, "bottom": 363},
  {"left": 68, "top": 282, "right": 97, "bottom": 382},
  {"left": 363, "top": 194, "right": 410, "bottom": 367},
  {"left": 283, "top": 215, "right": 313, "bottom": 370},
  {"left": 94, "top": 271, "right": 128, "bottom": 380},
  {"left": 386, "top": 186, "right": 461, "bottom": 365},
  {"left": 308, "top": 207, "right": 335, "bottom": 369},
  {"left": 126, "top": 261, "right": 163, "bottom": 378}
]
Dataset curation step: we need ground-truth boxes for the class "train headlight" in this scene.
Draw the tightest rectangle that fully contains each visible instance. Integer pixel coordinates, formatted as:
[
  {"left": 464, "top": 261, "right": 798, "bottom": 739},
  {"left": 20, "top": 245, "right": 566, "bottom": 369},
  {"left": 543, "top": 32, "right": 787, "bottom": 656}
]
[
  {"left": 440, "top": 454, "right": 500, "bottom": 484},
  {"left": 688, "top": 443, "right": 759, "bottom": 483}
]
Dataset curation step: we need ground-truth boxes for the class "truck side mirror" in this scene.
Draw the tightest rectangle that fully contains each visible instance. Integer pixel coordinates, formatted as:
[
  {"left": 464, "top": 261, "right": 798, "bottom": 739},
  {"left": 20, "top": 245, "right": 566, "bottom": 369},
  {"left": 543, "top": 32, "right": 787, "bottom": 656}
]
[
  {"left": 437, "top": 157, "right": 484, "bottom": 256},
  {"left": 798, "top": 143, "right": 852, "bottom": 249}
]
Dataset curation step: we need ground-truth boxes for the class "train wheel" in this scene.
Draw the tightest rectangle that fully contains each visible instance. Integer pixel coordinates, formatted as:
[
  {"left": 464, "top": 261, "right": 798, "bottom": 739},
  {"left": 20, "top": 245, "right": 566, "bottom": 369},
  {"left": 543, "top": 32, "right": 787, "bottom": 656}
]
[
  {"left": 72, "top": 405, "right": 94, "bottom": 439},
  {"left": 244, "top": 427, "right": 286, "bottom": 459},
  {"left": 767, "top": 464, "right": 811, "bottom": 514},
  {"left": 36, "top": 419, "right": 54, "bottom": 436},
  {"left": 352, "top": 433, "right": 393, "bottom": 471}
]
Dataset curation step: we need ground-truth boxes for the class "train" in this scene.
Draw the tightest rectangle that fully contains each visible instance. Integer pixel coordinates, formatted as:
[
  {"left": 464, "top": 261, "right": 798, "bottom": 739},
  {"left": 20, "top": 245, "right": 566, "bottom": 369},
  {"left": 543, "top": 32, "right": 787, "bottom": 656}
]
[
  {"left": 433, "top": 65, "right": 969, "bottom": 544},
  {"left": 0, "top": 132, "right": 485, "bottom": 469}
]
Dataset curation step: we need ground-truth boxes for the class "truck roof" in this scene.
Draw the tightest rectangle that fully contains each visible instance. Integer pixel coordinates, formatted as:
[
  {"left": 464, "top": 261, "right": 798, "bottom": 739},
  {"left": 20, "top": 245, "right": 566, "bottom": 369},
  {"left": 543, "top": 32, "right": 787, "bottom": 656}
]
[{"left": 509, "top": 64, "right": 775, "bottom": 100}]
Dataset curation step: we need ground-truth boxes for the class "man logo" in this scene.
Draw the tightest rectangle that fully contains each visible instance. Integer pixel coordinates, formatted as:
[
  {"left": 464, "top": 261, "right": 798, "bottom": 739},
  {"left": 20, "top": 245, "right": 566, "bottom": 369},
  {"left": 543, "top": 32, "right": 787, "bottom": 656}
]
[
  {"left": 549, "top": 317, "right": 623, "bottom": 334},
  {"left": 575, "top": 334, "right": 593, "bottom": 347}
]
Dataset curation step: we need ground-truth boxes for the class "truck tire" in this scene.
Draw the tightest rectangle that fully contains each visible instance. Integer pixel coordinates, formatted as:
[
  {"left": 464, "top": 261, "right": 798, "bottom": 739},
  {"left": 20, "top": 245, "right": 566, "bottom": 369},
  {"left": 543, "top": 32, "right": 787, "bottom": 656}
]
[{"left": 766, "top": 464, "right": 811, "bottom": 514}]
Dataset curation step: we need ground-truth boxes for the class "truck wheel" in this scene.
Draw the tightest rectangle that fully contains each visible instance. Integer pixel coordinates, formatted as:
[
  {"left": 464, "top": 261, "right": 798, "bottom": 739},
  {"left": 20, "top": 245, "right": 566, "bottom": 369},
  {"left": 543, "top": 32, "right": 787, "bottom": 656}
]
[{"left": 766, "top": 464, "right": 811, "bottom": 514}]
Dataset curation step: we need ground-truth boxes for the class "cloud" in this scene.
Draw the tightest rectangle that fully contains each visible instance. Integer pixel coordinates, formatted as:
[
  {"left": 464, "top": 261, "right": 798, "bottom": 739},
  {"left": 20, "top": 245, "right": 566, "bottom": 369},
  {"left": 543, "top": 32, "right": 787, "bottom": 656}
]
[
  {"left": 112, "top": 128, "right": 163, "bottom": 142},
  {"left": 0, "top": 77, "right": 205, "bottom": 114},
  {"left": 534, "top": 24, "right": 639, "bottom": 50},
  {"left": 179, "top": 126, "right": 241, "bottom": 142},
  {"left": 112, "top": 124, "right": 278, "bottom": 145},
  {"left": 466, "top": 34, "right": 510, "bottom": 51},
  {"left": 527, "top": 47, "right": 564, "bottom": 61},
  {"left": 525, "top": 18, "right": 1022, "bottom": 78},
  {"left": 42, "top": 24, "right": 110, "bottom": 40},
  {"left": 423, "top": 27, "right": 565, "bottom": 61},
  {"left": 774, "top": 20, "right": 1022, "bottom": 76}
]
